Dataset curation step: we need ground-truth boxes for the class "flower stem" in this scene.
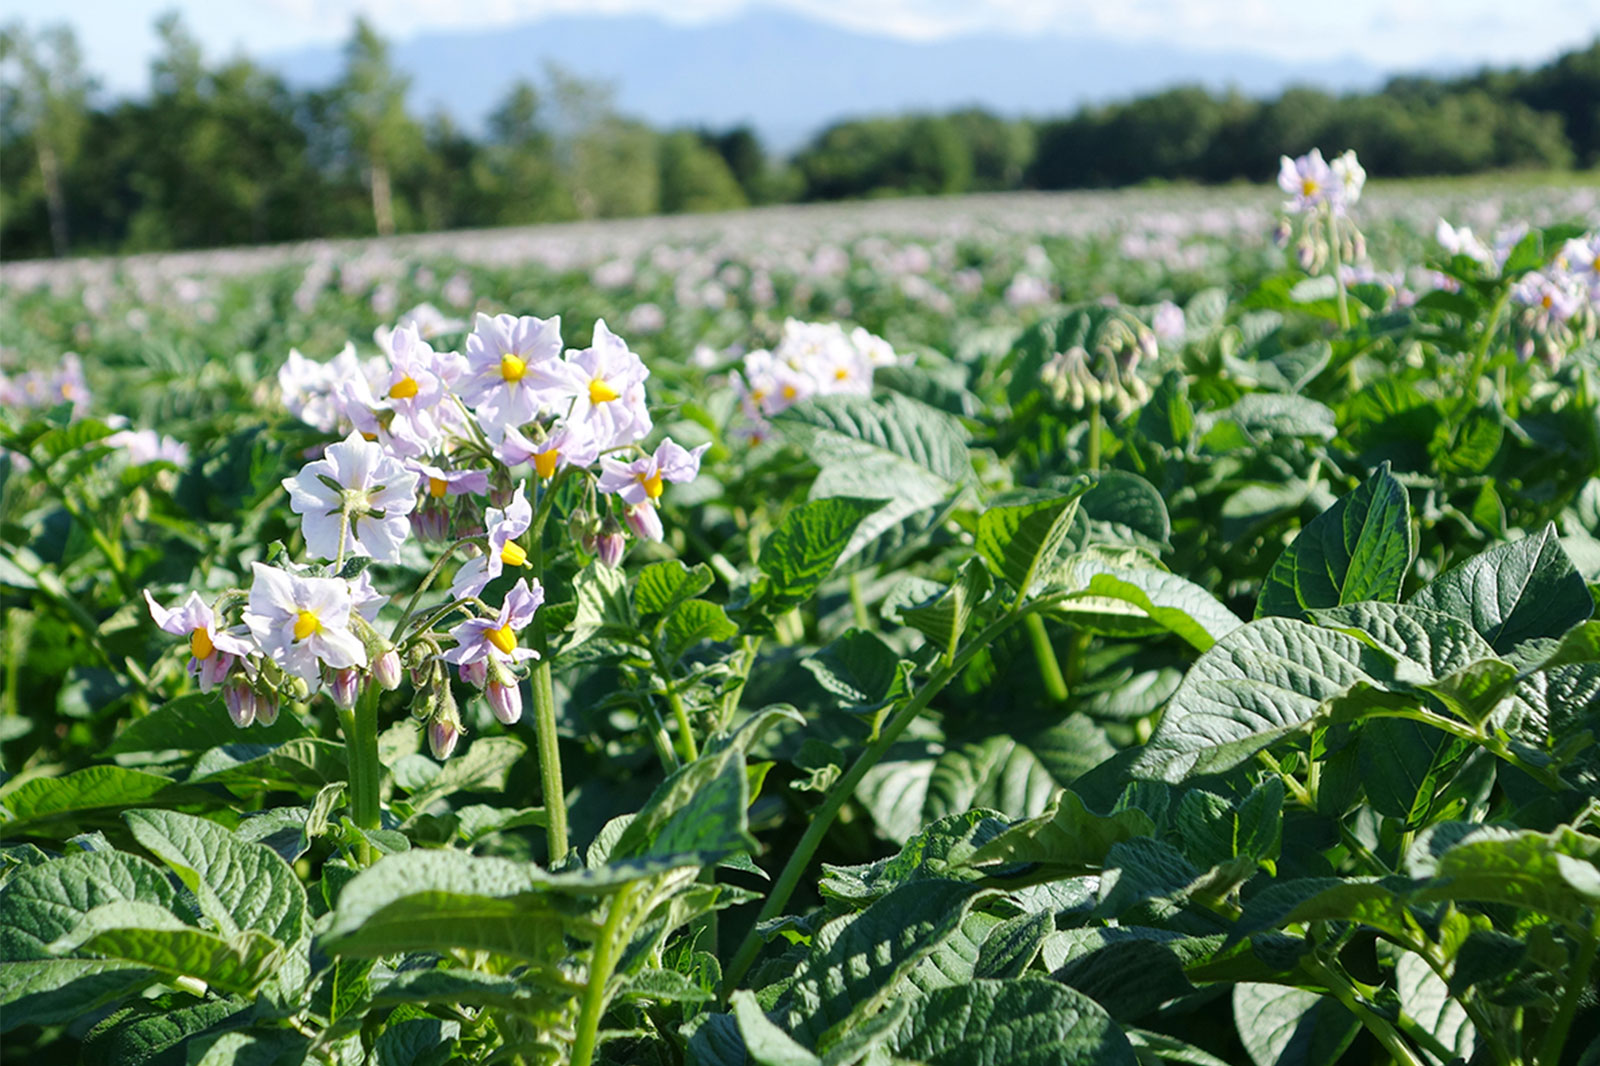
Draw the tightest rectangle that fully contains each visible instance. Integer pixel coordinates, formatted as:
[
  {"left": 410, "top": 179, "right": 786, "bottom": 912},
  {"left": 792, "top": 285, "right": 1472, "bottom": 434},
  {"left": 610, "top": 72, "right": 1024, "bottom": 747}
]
[
  {"left": 342, "top": 681, "right": 382, "bottom": 865},
  {"left": 530, "top": 656, "right": 569, "bottom": 861},
  {"left": 667, "top": 685, "right": 699, "bottom": 763},
  {"left": 1301, "top": 955, "right": 1426, "bottom": 1066},
  {"left": 1326, "top": 209, "right": 1352, "bottom": 332}
]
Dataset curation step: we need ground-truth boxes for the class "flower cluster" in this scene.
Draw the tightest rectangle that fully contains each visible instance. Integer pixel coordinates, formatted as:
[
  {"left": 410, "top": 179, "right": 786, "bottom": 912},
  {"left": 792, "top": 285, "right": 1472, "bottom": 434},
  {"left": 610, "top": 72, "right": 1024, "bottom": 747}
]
[
  {"left": 1510, "top": 232, "right": 1600, "bottom": 364},
  {"left": 148, "top": 306, "right": 702, "bottom": 757},
  {"left": 732, "top": 317, "right": 901, "bottom": 442},
  {"left": 1278, "top": 148, "right": 1366, "bottom": 216}
]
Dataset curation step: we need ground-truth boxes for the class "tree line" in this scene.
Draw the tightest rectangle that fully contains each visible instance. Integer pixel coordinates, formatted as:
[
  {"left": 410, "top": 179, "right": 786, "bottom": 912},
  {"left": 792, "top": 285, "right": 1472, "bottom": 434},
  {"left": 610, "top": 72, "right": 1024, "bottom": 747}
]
[{"left": 2, "top": 16, "right": 1596, "bottom": 260}]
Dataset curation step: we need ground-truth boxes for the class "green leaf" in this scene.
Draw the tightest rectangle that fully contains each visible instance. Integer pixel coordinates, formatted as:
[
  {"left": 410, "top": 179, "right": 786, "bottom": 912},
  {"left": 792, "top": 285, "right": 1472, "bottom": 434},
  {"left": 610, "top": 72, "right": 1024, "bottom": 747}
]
[
  {"left": 961, "top": 789, "right": 1155, "bottom": 873},
  {"left": 1256, "top": 464, "right": 1413, "bottom": 619},
  {"left": 106, "top": 693, "right": 308, "bottom": 755},
  {"left": 1410, "top": 824, "right": 1600, "bottom": 927},
  {"left": 50, "top": 900, "right": 280, "bottom": 995},
  {"left": 403, "top": 735, "right": 526, "bottom": 813},
  {"left": 732, "top": 990, "right": 821, "bottom": 1066},
  {"left": 186, "top": 738, "right": 348, "bottom": 796},
  {"left": 802, "top": 629, "right": 913, "bottom": 712},
  {"left": 1233, "top": 983, "right": 1359, "bottom": 1066},
  {"left": 758, "top": 497, "right": 885, "bottom": 612},
  {"left": 635, "top": 560, "right": 715, "bottom": 619},
  {"left": 0, "top": 767, "right": 177, "bottom": 836},
  {"left": 661, "top": 599, "right": 739, "bottom": 660},
  {"left": 776, "top": 392, "right": 973, "bottom": 560},
  {"left": 566, "top": 561, "right": 635, "bottom": 649},
  {"left": 320, "top": 851, "right": 603, "bottom": 962},
  {"left": 1408, "top": 523, "right": 1593, "bottom": 653},
  {"left": 1227, "top": 877, "right": 1416, "bottom": 947},
  {"left": 973, "top": 910, "right": 1053, "bottom": 980},
  {"left": 977, "top": 485, "right": 1090, "bottom": 598},
  {"left": 1395, "top": 952, "right": 1475, "bottom": 1060},
  {"left": 0, "top": 850, "right": 182, "bottom": 1032},
  {"left": 369, "top": 967, "right": 565, "bottom": 1013},
  {"left": 124, "top": 810, "right": 308, "bottom": 948},
  {"left": 781, "top": 880, "right": 995, "bottom": 1046},
  {"left": 80, "top": 997, "right": 250, "bottom": 1066},
  {"left": 1077, "top": 470, "right": 1172, "bottom": 553},
  {"left": 1132, "top": 618, "right": 1376, "bottom": 783},
  {"left": 894, "top": 977, "right": 1137, "bottom": 1065},
  {"left": 1052, "top": 559, "right": 1242, "bottom": 652},
  {"left": 886, "top": 559, "right": 990, "bottom": 658}
]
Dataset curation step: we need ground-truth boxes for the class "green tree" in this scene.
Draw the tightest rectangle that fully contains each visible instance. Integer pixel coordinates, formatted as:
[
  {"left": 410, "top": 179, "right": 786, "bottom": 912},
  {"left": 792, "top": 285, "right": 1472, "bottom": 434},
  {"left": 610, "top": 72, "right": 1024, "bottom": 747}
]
[
  {"left": 335, "top": 18, "right": 420, "bottom": 236},
  {"left": 0, "top": 21, "right": 93, "bottom": 256},
  {"left": 659, "top": 128, "right": 746, "bottom": 213}
]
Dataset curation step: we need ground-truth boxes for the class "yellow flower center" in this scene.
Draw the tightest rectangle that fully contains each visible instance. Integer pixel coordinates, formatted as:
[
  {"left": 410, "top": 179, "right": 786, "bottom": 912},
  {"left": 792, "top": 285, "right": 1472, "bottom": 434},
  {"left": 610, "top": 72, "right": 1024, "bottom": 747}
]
[
  {"left": 293, "top": 610, "right": 321, "bottom": 641},
  {"left": 1593, "top": 255, "right": 1600, "bottom": 272},
  {"left": 533, "top": 449, "right": 559, "bottom": 480},
  {"left": 781, "top": 384, "right": 797, "bottom": 400},
  {"left": 1301, "top": 177, "right": 1318, "bottom": 197},
  {"left": 834, "top": 367, "right": 850, "bottom": 381},
  {"left": 501, "top": 540, "right": 528, "bottom": 568},
  {"left": 428, "top": 476, "right": 448, "bottom": 498},
  {"left": 589, "top": 377, "right": 621, "bottom": 404},
  {"left": 751, "top": 388, "right": 767, "bottom": 403},
  {"left": 500, "top": 354, "right": 526, "bottom": 382},
  {"left": 638, "top": 470, "right": 664, "bottom": 500},
  {"left": 361, "top": 431, "right": 378, "bottom": 442},
  {"left": 190, "top": 627, "right": 214, "bottom": 660},
  {"left": 487, "top": 623, "right": 518, "bottom": 655},
  {"left": 1543, "top": 293, "right": 1554, "bottom": 310},
  {"left": 388, "top": 375, "right": 419, "bottom": 400}
]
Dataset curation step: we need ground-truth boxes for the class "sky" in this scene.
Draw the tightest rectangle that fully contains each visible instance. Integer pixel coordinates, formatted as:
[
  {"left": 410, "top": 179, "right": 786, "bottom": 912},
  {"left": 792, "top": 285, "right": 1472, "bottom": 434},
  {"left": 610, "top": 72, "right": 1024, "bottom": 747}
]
[{"left": 4, "top": 0, "right": 1599, "bottom": 96}]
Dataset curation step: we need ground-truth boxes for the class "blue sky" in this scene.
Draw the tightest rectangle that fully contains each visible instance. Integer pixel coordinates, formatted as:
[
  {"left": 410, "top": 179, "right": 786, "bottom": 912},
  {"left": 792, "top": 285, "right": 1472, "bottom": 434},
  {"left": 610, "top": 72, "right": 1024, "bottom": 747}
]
[{"left": 6, "top": 0, "right": 1599, "bottom": 95}]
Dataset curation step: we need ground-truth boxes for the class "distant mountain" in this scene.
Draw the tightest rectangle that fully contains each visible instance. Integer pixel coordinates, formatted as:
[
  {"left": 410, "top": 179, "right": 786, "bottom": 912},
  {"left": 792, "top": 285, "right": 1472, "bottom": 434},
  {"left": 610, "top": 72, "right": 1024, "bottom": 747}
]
[{"left": 263, "top": 10, "right": 1383, "bottom": 151}]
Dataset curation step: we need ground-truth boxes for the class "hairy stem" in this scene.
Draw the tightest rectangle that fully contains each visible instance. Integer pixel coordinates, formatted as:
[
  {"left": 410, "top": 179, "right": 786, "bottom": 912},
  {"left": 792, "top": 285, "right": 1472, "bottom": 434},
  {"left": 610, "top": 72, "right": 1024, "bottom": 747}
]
[
  {"left": 570, "top": 883, "right": 635, "bottom": 1066},
  {"left": 342, "top": 681, "right": 382, "bottom": 865},
  {"left": 530, "top": 657, "right": 569, "bottom": 861},
  {"left": 1301, "top": 956, "right": 1426, "bottom": 1066},
  {"left": 1024, "top": 613, "right": 1068, "bottom": 704}
]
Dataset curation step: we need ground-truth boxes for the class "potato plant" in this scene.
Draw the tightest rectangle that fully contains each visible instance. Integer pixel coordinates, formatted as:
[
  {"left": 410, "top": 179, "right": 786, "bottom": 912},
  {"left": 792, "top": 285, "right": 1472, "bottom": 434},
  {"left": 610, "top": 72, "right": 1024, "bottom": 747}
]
[{"left": 3, "top": 171, "right": 1600, "bottom": 1065}]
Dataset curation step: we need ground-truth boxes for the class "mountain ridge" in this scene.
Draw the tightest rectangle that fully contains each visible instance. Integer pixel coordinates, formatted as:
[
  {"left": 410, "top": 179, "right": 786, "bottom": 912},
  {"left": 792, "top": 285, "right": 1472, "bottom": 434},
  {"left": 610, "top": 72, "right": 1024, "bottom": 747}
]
[{"left": 262, "top": 9, "right": 1385, "bottom": 151}]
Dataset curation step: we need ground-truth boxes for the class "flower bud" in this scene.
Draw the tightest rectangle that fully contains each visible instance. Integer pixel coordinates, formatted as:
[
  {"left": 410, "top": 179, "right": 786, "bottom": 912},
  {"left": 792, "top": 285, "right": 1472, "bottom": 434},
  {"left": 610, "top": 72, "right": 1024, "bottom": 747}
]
[
  {"left": 285, "top": 675, "right": 311, "bottom": 703},
  {"left": 487, "top": 680, "right": 522, "bottom": 725},
  {"left": 1273, "top": 218, "right": 1292, "bottom": 248},
  {"left": 411, "top": 504, "right": 450, "bottom": 544},
  {"left": 255, "top": 689, "right": 280, "bottom": 727},
  {"left": 223, "top": 676, "right": 256, "bottom": 728},
  {"left": 597, "top": 524, "right": 628, "bottom": 566},
  {"left": 330, "top": 668, "right": 359, "bottom": 710},
  {"left": 458, "top": 659, "right": 488, "bottom": 688},
  {"left": 428, "top": 717, "right": 460, "bottom": 760},
  {"left": 373, "top": 649, "right": 403, "bottom": 691}
]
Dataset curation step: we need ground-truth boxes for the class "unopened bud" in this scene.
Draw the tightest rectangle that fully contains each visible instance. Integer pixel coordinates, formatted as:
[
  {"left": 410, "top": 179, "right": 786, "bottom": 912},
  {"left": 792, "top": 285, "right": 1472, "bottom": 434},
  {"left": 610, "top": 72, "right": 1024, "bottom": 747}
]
[
  {"left": 428, "top": 717, "right": 459, "bottom": 760},
  {"left": 223, "top": 676, "right": 256, "bottom": 728},
  {"left": 330, "top": 668, "right": 359, "bottom": 709},
  {"left": 255, "top": 689, "right": 280, "bottom": 727},
  {"left": 285, "top": 675, "right": 311, "bottom": 703},
  {"left": 487, "top": 680, "right": 522, "bottom": 725},
  {"left": 411, "top": 504, "right": 450, "bottom": 544},
  {"left": 458, "top": 659, "right": 488, "bottom": 688},
  {"left": 373, "top": 649, "right": 403, "bottom": 691}
]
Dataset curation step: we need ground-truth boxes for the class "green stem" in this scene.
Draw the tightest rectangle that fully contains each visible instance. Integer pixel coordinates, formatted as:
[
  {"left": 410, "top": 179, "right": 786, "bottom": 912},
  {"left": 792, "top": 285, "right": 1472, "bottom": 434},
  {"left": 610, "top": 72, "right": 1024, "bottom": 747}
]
[
  {"left": 343, "top": 681, "right": 382, "bottom": 866},
  {"left": 1024, "top": 613, "right": 1068, "bottom": 704},
  {"left": 1461, "top": 287, "right": 1511, "bottom": 416},
  {"left": 1301, "top": 956, "right": 1426, "bottom": 1066},
  {"left": 666, "top": 685, "right": 699, "bottom": 763},
  {"left": 1086, "top": 403, "right": 1102, "bottom": 473},
  {"left": 849, "top": 571, "right": 871, "bottom": 630},
  {"left": 1327, "top": 209, "right": 1352, "bottom": 332},
  {"left": 391, "top": 535, "right": 485, "bottom": 642},
  {"left": 723, "top": 604, "right": 1042, "bottom": 994},
  {"left": 530, "top": 657, "right": 569, "bottom": 862},
  {"left": 719, "top": 635, "right": 762, "bottom": 732},
  {"left": 570, "top": 883, "right": 634, "bottom": 1066},
  {"left": 1536, "top": 914, "right": 1598, "bottom": 1066}
]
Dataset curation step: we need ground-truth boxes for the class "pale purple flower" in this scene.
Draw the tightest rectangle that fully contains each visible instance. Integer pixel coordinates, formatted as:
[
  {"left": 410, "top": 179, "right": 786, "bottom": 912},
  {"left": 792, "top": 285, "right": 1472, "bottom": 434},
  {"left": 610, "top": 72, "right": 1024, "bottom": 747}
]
[
  {"left": 374, "top": 303, "right": 467, "bottom": 349},
  {"left": 349, "top": 570, "right": 387, "bottom": 622},
  {"left": 144, "top": 590, "right": 254, "bottom": 692},
  {"left": 597, "top": 439, "right": 707, "bottom": 507},
  {"left": 110, "top": 429, "right": 189, "bottom": 467},
  {"left": 450, "top": 482, "right": 532, "bottom": 600},
  {"left": 409, "top": 459, "right": 490, "bottom": 500},
  {"left": 244, "top": 563, "right": 367, "bottom": 684},
  {"left": 1152, "top": 301, "right": 1186, "bottom": 341},
  {"left": 1278, "top": 149, "right": 1332, "bottom": 213},
  {"left": 532, "top": 319, "right": 651, "bottom": 448},
  {"left": 283, "top": 432, "right": 419, "bottom": 565},
  {"left": 1513, "top": 271, "right": 1585, "bottom": 329},
  {"left": 442, "top": 578, "right": 544, "bottom": 666},
  {"left": 459, "top": 312, "right": 564, "bottom": 436},
  {"left": 1436, "top": 220, "right": 1494, "bottom": 267},
  {"left": 1329, "top": 150, "right": 1365, "bottom": 212},
  {"left": 496, "top": 421, "right": 601, "bottom": 479}
]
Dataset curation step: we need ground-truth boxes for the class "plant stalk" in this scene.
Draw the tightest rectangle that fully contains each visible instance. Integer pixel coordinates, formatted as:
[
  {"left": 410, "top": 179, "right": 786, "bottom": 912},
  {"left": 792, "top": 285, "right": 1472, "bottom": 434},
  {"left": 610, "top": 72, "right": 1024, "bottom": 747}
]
[
  {"left": 343, "top": 681, "right": 382, "bottom": 865},
  {"left": 723, "top": 604, "right": 1043, "bottom": 994},
  {"left": 570, "top": 883, "right": 635, "bottom": 1066},
  {"left": 530, "top": 657, "right": 569, "bottom": 861},
  {"left": 1024, "top": 613, "right": 1068, "bottom": 704},
  {"left": 1536, "top": 914, "right": 1598, "bottom": 1066}
]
